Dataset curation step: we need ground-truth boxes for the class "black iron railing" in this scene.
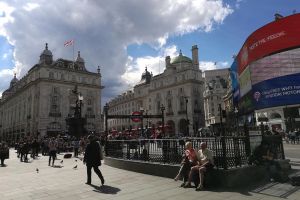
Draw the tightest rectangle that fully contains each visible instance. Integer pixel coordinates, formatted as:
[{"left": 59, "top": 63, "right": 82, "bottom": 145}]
[{"left": 105, "top": 135, "right": 285, "bottom": 169}]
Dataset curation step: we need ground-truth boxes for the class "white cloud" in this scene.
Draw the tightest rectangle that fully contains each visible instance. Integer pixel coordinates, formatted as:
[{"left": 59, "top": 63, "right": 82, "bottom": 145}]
[
  {"left": 0, "top": 0, "right": 233, "bottom": 101},
  {"left": 235, "top": 0, "right": 243, "bottom": 9},
  {"left": 23, "top": 3, "right": 40, "bottom": 11},
  {"left": 121, "top": 45, "right": 179, "bottom": 90},
  {"left": 0, "top": 2, "right": 15, "bottom": 36},
  {"left": 2, "top": 53, "right": 8, "bottom": 59},
  {"left": 199, "top": 61, "right": 229, "bottom": 71},
  {"left": 0, "top": 68, "right": 15, "bottom": 96}
]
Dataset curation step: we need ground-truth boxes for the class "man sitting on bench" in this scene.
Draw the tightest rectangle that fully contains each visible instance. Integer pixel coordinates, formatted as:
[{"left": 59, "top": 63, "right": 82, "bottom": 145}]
[{"left": 184, "top": 142, "right": 214, "bottom": 191}]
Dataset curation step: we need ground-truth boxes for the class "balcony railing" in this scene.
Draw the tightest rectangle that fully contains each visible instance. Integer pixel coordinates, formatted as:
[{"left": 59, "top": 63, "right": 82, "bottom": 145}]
[
  {"left": 49, "top": 113, "right": 62, "bottom": 117},
  {"left": 85, "top": 114, "right": 96, "bottom": 118},
  {"left": 177, "top": 110, "right": 186, "bottom": 115},
  {"left": 166, "top": 111, "right": 174, "bottom": 116}
]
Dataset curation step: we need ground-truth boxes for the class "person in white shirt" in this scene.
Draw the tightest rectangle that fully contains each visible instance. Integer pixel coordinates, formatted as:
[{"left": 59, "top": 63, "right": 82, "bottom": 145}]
[{"left": 48, "top": 138, "right": 58, "bottom": 166}]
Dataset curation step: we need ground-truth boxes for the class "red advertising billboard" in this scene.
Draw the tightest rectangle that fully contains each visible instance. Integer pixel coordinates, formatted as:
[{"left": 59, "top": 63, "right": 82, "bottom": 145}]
[{"left": 237, "top": 13, "right": 300, "bottom": 75}]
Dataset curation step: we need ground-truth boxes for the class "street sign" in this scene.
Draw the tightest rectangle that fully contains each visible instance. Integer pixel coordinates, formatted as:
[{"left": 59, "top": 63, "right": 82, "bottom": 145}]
[{"left": 131, "top": 111, "right": 142, "bottom": 122}]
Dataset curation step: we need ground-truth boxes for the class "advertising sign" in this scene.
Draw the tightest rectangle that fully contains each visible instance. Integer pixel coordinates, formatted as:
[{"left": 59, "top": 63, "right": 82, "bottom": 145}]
[
  {"left": 239, "top": 67, "right": 252, "bottom": 97},
  {"left": 252, "top": 72, "right": 300, "bottom": 109},
  {"left": 230, "top": 59, "right": 240, "bottom": 105},
  {"left": 131, "top": 111, "right": 142, "bottom": 122},
  {"left": 237, "top": 13, "right": 300, "bottom": 75},
  {"left": 230, "top": 59, "right": 239, "bottom": 90}
]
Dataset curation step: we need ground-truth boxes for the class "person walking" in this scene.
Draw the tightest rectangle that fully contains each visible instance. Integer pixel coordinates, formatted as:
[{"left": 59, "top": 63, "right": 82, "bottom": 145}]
[
  {"left": 83, "top": 135, "right": 105, "bottom": 186},
  {"left": 0, "top": 142, "right": 9, "bottom": 166},
  {"left": 73, "top": 139, "right": 80, "bottom": 158},
  {"left": 48, "top": 138, "right": 58, "bottom": 166}
]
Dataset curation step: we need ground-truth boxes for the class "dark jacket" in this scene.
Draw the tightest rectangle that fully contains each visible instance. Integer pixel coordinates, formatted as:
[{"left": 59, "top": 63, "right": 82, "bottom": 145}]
[{"left": 84, "top": 140, "right": 101, "bottom": 166}]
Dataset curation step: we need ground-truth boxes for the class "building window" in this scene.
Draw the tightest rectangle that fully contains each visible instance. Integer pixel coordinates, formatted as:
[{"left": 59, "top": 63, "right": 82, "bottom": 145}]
[
  {"left": 156, "top": 101, "right": 161, "bottom": 114},
  {"left": 180, "top": 96, "right": 185, "bottom": 111},
  {"left": 87, "top": 99, "right": 92, "bottom": 105},
  {"left": 195, "top": 100, "right": 198, "bottom": 109},
  {"left": 167, "top": 99, "right": 172, "bottom": 113},
  {"left": 50, "top": 95, "right": 60, "bottom": 114},
  {"left": 49, "top": 72, "right": 54, "bottom": 79}
]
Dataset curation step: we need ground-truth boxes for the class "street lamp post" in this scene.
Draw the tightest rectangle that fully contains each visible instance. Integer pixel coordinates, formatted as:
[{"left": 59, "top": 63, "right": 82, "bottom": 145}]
[
  {"left": 78, "top": 93, "right": 83, "bottom": 118},
  {"left": 104, "top": 103, "right": 109, "bottom": 137},
  {"left": 184, "top": 97, "right": 189, "bottom": 136},
  {"left": 140, "top": 107, "right": 144, "bottom": 137},
  {"left": 218, "top": 104, "right": 224, "bottom": 136},
  {"left": 234, "top": 107, "right": 239, "bottom": 135},
  {"left": 219, "top": 103, "right": 227, "bottom": 169},
  {"left": 160, "top": 104, "right": 165, "bottom": 137}
]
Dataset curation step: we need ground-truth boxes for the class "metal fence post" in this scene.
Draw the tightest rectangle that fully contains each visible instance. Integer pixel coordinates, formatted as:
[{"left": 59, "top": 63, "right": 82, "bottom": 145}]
[{"left": 244, "top": 123, "right": 251, "bottom": 157}]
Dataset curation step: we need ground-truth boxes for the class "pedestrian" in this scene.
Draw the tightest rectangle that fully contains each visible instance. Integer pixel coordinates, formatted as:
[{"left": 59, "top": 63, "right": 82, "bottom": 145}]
[
  {"left": 48, "top": 137, "right": 58, "bottom": 166},
  {"left": 83, "top": 135, "right": 105, "bottom": 186},
  {"left": 73, "top": 139, "right": 80, "bottom": 157},
  {"left": 0, "top": 142, "right": 9, "bottom": 166}
]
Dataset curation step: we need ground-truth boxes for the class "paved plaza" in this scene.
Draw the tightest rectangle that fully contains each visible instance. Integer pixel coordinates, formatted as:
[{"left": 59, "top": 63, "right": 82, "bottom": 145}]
[{"left": 0, "top": 148, "right": 299, "bottom": 200}]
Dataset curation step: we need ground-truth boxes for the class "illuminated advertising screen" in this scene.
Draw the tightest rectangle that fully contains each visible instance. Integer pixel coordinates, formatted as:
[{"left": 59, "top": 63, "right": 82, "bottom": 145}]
[
  {"left": 252, "top": 72, "right": 300, "bottom": 109},
  {"left": 239, "top": 67, "right": 252, "bottom": 97},
  {"left": 230, "top": 59, "right": 239, "bottom": 104},
  {"left": 250, "top": 48, "right": 300, "bottom": 85},
  {"left": 232, "top": 14, "right": 300, "bottom": 112},
  {"left": 236, "top": 13, "right": 300, "bottom": 75}
]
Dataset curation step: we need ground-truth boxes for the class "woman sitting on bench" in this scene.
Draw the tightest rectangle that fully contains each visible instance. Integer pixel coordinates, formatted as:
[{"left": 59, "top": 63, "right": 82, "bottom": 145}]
[
  {"left": 174, "top": 141, "right": 198, "bottom": 186},
  {"left": 184, "top": 142, "right": 214, "bottom": 191}
]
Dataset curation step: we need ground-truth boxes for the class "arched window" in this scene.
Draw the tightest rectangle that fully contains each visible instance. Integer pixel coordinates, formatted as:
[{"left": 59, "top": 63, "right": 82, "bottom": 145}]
[{"left": 270, "top": 112, "right": 281, "bottom": 119}]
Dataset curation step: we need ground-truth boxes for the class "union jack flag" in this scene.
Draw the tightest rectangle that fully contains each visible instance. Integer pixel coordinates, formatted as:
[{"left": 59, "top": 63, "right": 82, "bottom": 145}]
[{"left": 64, "top": 39, "right": 74, "bottom": 47}]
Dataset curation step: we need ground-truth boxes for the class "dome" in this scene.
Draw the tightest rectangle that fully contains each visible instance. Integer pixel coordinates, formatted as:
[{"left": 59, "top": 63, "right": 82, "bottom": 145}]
[
  {"left": 171, "top": 50, "right": 192, "bottom": 64},
  {"left": 76, "top": 51, "right": 85, "bottom": 63},
  {"left": 142, "top": 67, "right": 151, "bottom": 78},
  {"left": 139, "top": 67, "right": 152, "bottom": 84},
  {"left": 40, "top": 43, "right": 52, "bottom": 56},
  {"left": 10, "top": 73, "right": 18, "bottom": 87}
]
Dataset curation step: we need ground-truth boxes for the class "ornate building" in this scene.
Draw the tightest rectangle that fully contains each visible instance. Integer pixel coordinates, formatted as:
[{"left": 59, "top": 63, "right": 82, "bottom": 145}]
[
  {"left": 107, "top": 45, "right": 205, "bottom": 136},
  {"left": 0, "top": 43, "right": 103, "bottom": 141},
  {"left": 203, "top": 68, "right": 229, "bottom": 129}
]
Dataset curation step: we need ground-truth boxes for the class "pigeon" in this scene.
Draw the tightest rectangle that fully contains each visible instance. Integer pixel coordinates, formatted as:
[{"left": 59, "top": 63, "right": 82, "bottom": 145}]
[
  {"left": 36, "top": 168, "right": 39, "bottom": 173},
  {"left": 73, "top": 165, "right": 77, "bottom": 169},
  {"left": 60, "top": 160, "right": 63, "bottom": 164},
  {"left": 75, "top": 159, "right": 77, "bottom": 162}
]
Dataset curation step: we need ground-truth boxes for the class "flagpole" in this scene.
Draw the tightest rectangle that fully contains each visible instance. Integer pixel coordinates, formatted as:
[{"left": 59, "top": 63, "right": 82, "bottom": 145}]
[{"left": 73, "top": 39, "right": 75, "bottom": 68}]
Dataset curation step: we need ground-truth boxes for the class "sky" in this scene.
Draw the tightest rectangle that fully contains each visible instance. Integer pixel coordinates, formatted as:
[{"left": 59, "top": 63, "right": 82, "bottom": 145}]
[{"left": 0, "top": 0, "right": 299, "bottom": 104}]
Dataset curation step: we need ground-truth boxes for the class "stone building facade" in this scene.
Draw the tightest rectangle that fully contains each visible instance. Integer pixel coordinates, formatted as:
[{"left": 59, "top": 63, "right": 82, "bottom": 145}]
[
  {"left": 107, "top": 45, "right": 205, "bottom": 137},
  {"left": 203, "top": 68, "right": 230, "bottom": 128},
  {"left": 0, "top": 44, "right": 103, "bottom": 141}
]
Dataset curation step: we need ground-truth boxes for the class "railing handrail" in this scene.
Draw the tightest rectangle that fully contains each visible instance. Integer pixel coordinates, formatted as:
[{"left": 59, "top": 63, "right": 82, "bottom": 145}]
[{"left": 105, "top": 135, "right": 285, "bottom": 170}]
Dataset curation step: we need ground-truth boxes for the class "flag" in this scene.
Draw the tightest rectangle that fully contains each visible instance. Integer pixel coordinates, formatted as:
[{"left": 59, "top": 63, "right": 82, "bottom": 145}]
[{"left": 64, "top": 39, "right": 74, "bottom": 47}]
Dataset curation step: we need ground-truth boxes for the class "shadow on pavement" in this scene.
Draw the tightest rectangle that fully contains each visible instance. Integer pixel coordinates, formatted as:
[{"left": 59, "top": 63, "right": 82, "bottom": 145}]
[{"left": 90, "top": 184, "right": 121, "bottom": 194}]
